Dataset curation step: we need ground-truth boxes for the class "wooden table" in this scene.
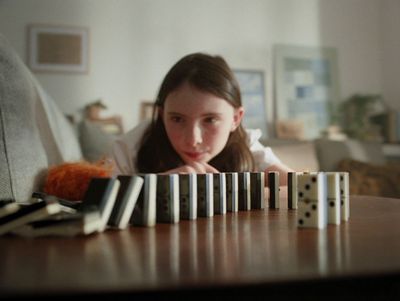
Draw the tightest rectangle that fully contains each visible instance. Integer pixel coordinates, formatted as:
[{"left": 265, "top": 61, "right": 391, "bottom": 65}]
[{"left": 1, "top": 195, "right": 400, "bottom": 299}]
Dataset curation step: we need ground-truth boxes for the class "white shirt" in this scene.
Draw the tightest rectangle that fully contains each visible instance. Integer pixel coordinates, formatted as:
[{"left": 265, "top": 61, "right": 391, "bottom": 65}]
[{"left": 111, "top": 120, "right": 281, "bottom": 175}]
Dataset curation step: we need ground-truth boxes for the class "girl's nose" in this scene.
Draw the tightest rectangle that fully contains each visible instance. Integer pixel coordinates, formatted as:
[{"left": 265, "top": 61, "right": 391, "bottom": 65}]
[{"left": 185, "top": 124, "right": 203, "bottom": 147}]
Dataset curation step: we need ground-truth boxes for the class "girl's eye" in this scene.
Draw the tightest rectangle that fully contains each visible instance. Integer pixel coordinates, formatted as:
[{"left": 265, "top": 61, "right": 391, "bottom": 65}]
[
  {"left": 204, "top": 117, "right": 218, "bottom": 124},
  {"left": 170, "top": 116, "right": 183, "bottom": 123}
]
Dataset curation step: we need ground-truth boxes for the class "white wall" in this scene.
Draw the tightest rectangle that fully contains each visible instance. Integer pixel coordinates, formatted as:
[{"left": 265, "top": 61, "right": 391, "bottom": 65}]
[
  {"left": 0, "top": 0, "right": 396, "bottom": 132},
  {"left": 381, "top": 0, "right": 400, "bottom": 111}
]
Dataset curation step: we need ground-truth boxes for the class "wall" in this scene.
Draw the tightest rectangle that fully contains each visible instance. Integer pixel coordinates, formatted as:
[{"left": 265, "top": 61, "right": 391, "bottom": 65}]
[
  {"left": 381, "top": 0, "right": 400, "bottom": 110},
  {"left": 0, "top": 0, "right": 397, "bottom": 132}
]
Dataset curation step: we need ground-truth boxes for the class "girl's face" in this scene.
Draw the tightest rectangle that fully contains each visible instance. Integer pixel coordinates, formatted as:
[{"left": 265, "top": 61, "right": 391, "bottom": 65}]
[{"left": 162, "top": 82, "right": 244, "bottom": 165}]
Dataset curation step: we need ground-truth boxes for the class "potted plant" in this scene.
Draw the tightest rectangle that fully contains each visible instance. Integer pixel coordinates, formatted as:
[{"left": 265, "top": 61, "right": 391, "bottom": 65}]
[{"left": 337, "top": 94, "right": 385, "bottom": 141}]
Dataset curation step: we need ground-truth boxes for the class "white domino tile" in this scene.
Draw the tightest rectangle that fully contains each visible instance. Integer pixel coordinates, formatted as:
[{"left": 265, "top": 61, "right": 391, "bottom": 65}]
[
  {"left": 213, "top": 173, "right": 227, "bottom": 215},
  {"left": 339, "top": 172, "right": 350, "bottom": 221},
  {"left": 197, "top": 174, "right": 214, "bottom": 217},
  {"left": 250, "top": 172, "right": 265, "bottom": 210},
  {"left": 179, "top": 173, "right": 197, "bottom": 220},
  {"left": 156, "top": 174, "right": 180, "bottom": 224},
  {"left": 326, "top": 172, "right": 341, "bottom": 225},
  {"left": 225, "top": 173, "right": 239, "bottom": 212},
  {"left": 297, "top": 172, "right": 327, "bottom": 229},
  {"left": 287, "top": 172, "right": 298, "bottom": 210}
]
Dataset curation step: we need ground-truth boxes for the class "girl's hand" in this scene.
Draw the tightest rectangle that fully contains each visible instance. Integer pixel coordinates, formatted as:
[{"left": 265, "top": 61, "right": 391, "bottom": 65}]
[{"left": 162, "top": 162, "right": 219, "bottom": 174}]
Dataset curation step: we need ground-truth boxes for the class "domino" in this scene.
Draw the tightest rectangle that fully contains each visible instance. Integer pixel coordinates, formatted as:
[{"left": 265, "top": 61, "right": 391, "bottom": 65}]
[
  {"left": 250, "top": 172, "right": 265, "bottom": 210},
  {"left": 11, "top": 209, "right": 102, "bottom": 237},
  {"left": 156, "top": 174, "right": 180, "bottom": 224},
  {"left": 31, "top": 192, "right": 81, "bottom": 213},
  {"left": 0, "top": 198, "right": 61, "bottom": 236},
  {"left": 238, "top": 172, "right": 251, "bottom": 211},
  {"left": 297, "top": 172, "right": 327, "bottom": 229},
  {"left": 0, "top": 199, "right": 15, "bottom": 205},
  {"left": 213, "top": 173, "right": 227, "bottom": 214},
  {"left": 287, "top": 172, "right": 298, "bottom": 209},
  {"left": 197, "top": 173, "right": 214, "bottom": 217},
  {"left": 225, "top": 172, "right": 238, "bottom": 212},
  {"left": 0, "top": 200, "right": 20, "bottom": 219},
  {"left": 268, "top": 171, "right": 280, "bottom": 209},
  {"left": 108, "top": 175, "right": 144, "bottom": 229},
  {"left": 0, "top": 166, "right": 352, "bottom": 237},
  {"left": 130, "top": 173, "right": 157, "bottom": 227},
  {"left": 325, "top": 172, "right": 341, "bottom": 225},
  {"left": 80, "top": 177, "right": 121, "bottom": 232},
  {"left": 339, "top": 172, "right": 350, "bottom": 221},
  {"left": 179, "top": 173, "right": 197, "bottom": 220}
]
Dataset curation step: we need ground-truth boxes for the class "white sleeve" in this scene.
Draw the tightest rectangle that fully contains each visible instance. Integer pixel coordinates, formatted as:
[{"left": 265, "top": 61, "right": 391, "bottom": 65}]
[
  {"left": 111, "top": 136, "right": 136, "bottom": 176},
  {"left": 246, "top": 128, "right": 282, "bottom": 171},
  {"left": 111, "top": 120, "right": 150, "bottom": 176}
]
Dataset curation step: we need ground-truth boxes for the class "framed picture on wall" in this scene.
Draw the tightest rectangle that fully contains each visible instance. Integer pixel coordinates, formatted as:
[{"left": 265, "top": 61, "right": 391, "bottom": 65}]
[
  {"left": 140, "top": 101, "right": 155, "bottom": 121},
  {"left": 273, "top": 44, "right": 340, "bottom": 140},
  {"left": 234, "top": 69, "right": 268, "bottom": 139},
  {"left": 27, "top": 24, "right": 89, "bottom": 73}
]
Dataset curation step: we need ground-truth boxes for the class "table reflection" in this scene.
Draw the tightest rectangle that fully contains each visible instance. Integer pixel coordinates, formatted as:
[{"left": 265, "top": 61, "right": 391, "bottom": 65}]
[{"left": 0, "top": 197, "right": 371, "bottom": 293}]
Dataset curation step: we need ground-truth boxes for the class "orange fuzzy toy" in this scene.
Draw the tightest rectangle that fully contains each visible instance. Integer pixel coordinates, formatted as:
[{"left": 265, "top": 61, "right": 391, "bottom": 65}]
[{"left": 43, "top": 160, "right": 113, "bottom": 201}]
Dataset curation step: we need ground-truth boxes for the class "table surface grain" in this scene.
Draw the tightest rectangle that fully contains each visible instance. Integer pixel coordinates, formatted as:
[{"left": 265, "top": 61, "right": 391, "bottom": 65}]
[{"left": 1, "top": 195, "right": 400, "bottom": 297}]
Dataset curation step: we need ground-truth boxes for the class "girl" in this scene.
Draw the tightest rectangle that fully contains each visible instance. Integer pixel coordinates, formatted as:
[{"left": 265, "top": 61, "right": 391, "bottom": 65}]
[{"left": 111, "top": 53, "right": 293, "bottom": 185}]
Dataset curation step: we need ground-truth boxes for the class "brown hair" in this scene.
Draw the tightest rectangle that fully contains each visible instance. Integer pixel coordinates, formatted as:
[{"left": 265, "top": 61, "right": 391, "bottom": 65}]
[{"left": 136, "top": 53, "right": 254, "bottom": 173}]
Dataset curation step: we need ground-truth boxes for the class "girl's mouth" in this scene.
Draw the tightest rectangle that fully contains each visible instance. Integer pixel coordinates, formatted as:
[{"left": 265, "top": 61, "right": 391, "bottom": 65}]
[{"left": 184, "top": 151, "right": 204, "bottom": 160}]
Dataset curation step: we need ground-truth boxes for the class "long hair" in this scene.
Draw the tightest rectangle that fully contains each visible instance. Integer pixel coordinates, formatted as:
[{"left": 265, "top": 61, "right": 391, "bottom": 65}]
[{"left": 136, "top": 53, "right": 254, "bottom": 173}]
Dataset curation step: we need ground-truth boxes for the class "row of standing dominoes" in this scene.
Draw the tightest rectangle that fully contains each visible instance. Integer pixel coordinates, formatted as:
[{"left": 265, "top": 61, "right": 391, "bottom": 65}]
[
  {"left": 267, "top": 171, "right": 350, "bottom": 229},
  {"left": 129, "top": 172, "right": 265, "bottom": 227},
  {"left": 0, "top": 170, "right": 349, "bottom": 236},
  {"left": 0, "top": 172, "right": 266, "bottom": 237}
]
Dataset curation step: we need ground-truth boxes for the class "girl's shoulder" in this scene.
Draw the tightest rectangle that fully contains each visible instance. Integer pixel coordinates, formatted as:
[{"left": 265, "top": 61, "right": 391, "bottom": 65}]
[{"left": 244, "top": 128, "right": 263, "bottom": 146}]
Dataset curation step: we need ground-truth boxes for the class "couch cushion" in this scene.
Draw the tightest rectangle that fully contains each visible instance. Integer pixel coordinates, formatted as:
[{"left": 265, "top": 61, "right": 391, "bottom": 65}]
[
  {"left": 315, "top": 138, "right": 386, "bottom": 171},
  {"left": 0, "top": 34, "right": 82, "bottom": 202},
  {"left": 0, "top": 36, "right": 47, "bottom": 202},
  {"left": 34, "top": 82, "right": 82, "bottom": 164}
]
